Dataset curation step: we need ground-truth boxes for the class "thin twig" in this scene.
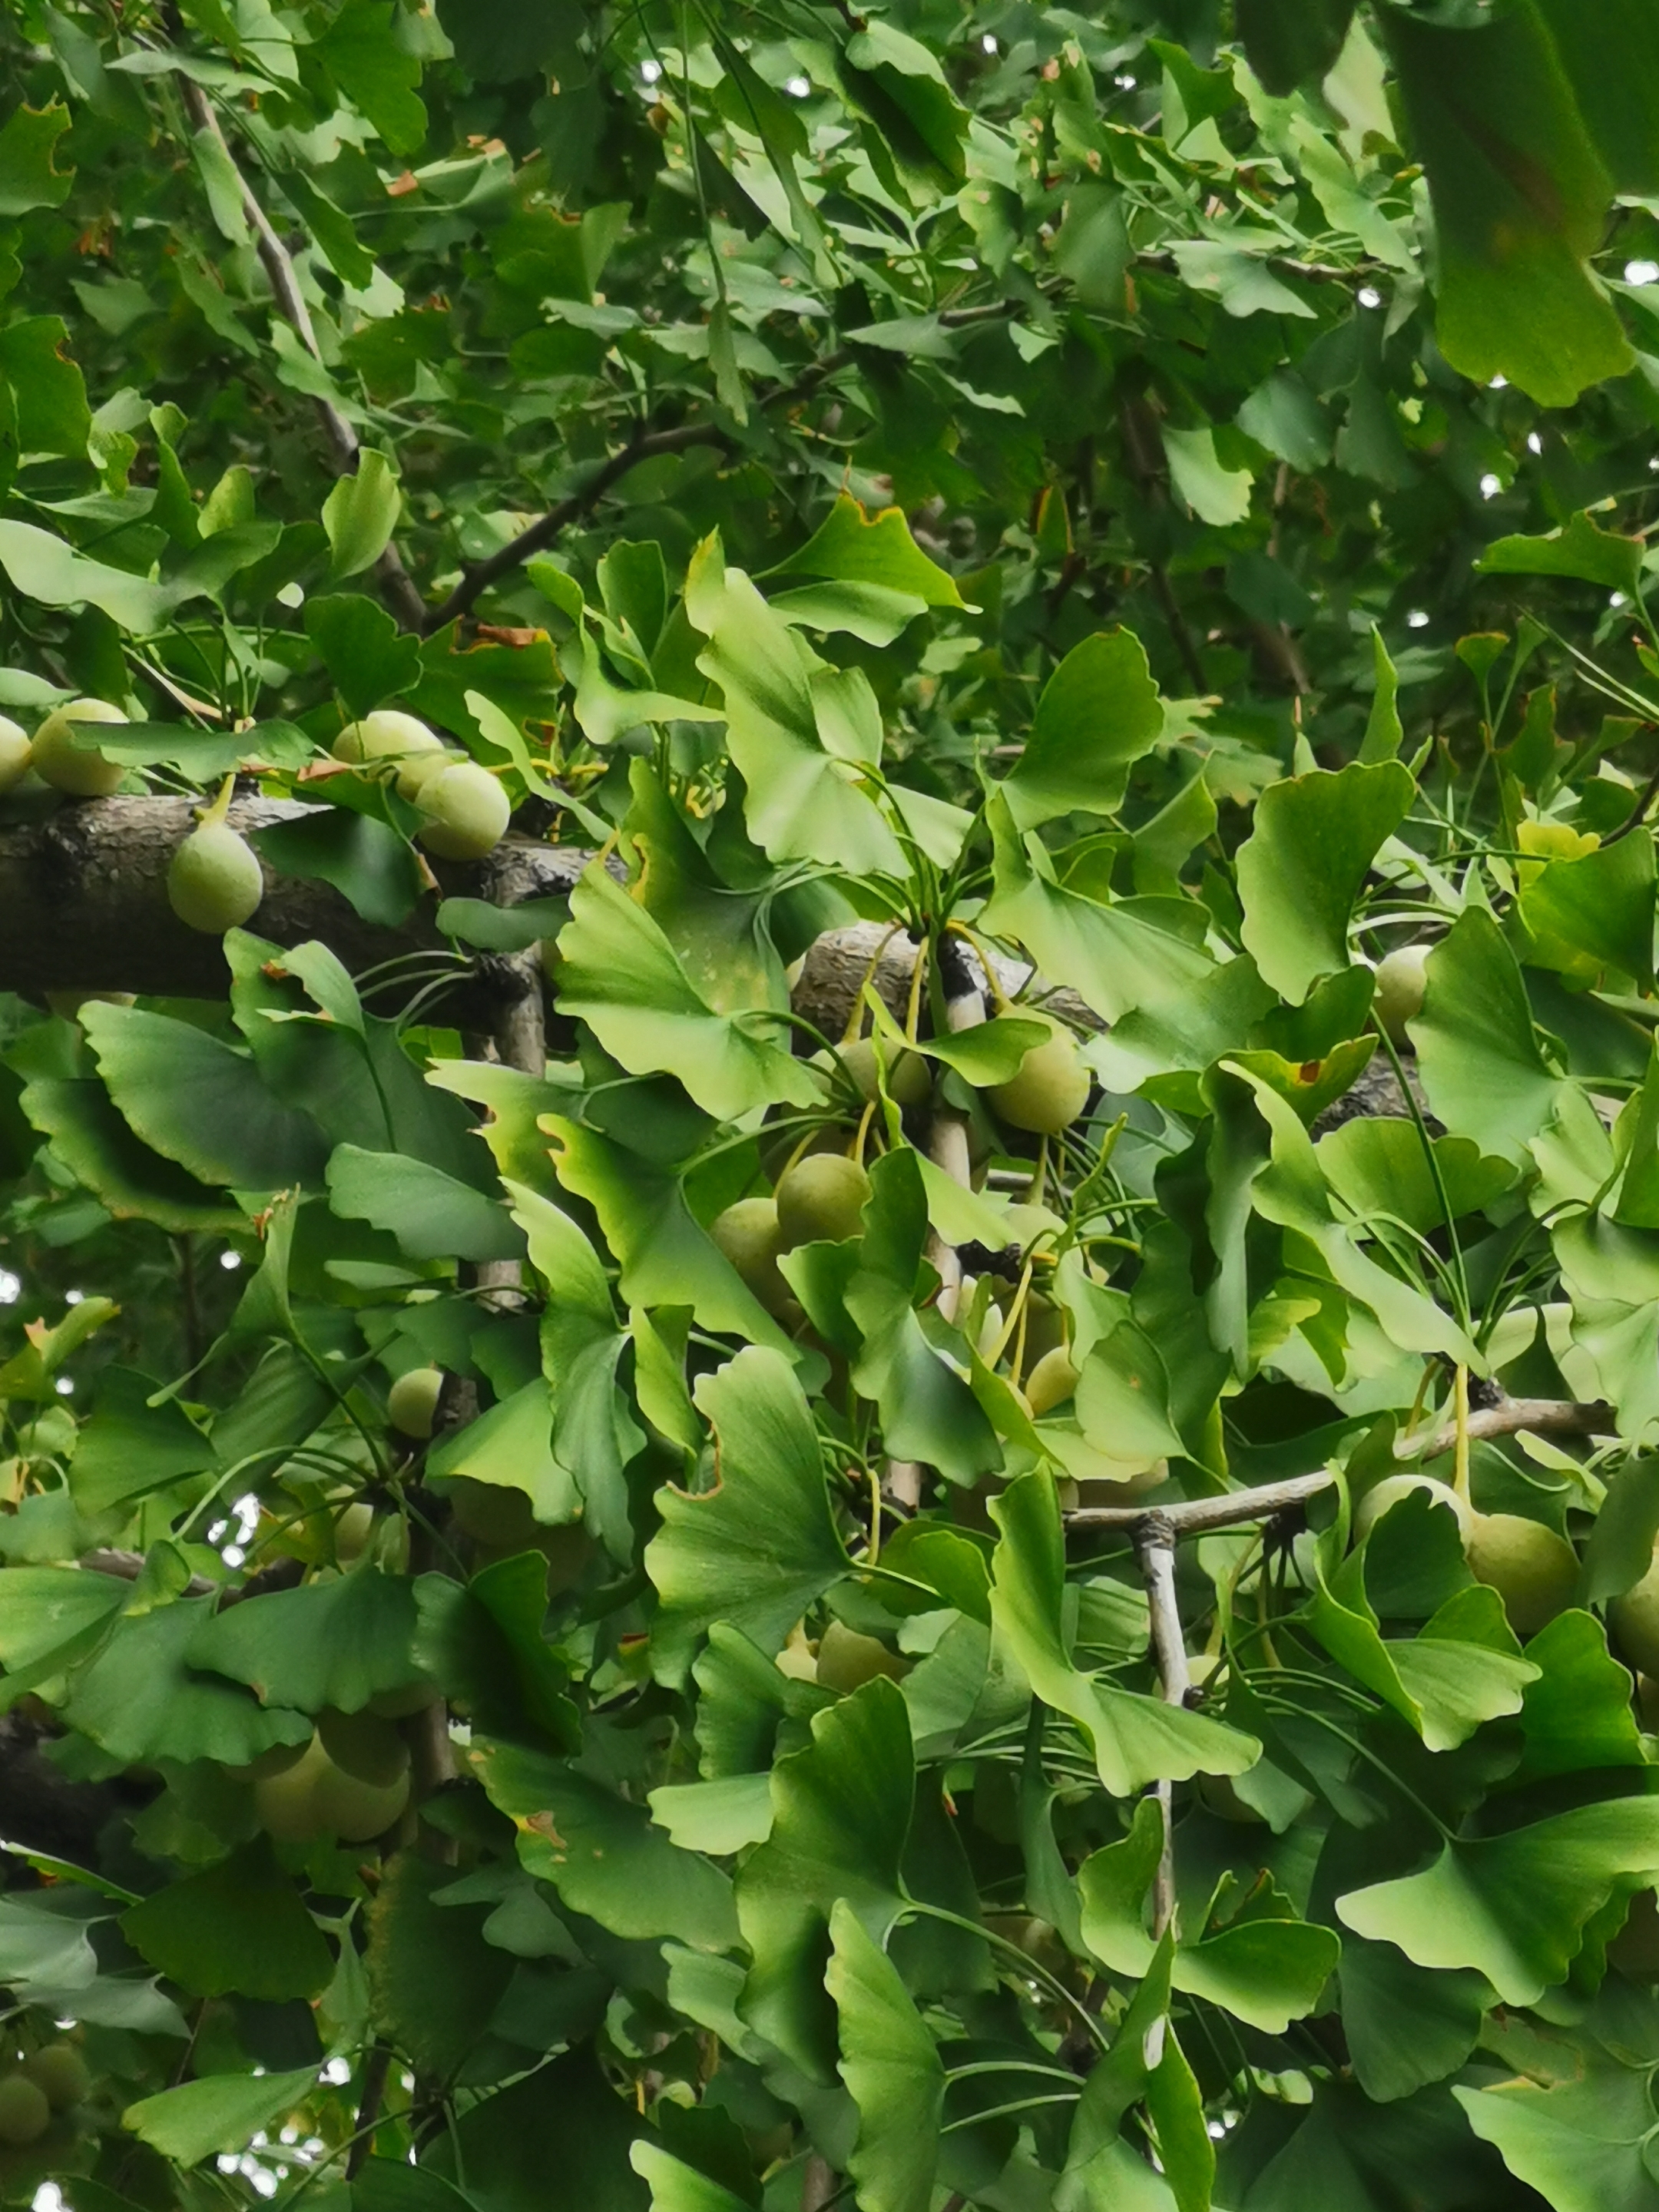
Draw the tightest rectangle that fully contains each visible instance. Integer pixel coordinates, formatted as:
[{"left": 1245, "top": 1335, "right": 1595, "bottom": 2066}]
[
  {"left": 422, "top": 422, "right": 727, "bottom": 634},
  {"left": 422, "top": 296, "right": 1025, "bottom": 633},
  {"left": 169, "top": 63, "right": 427, "bottom": 631},
  {"left": 1135, "top": 1512, "right": 1187, "bottom": 1938},
  {"left": 81, "top": 1548, "right": 214, "bottom": 1596},
  {"left": 1065, "top": 1469, "right": 1334, "bottom": 1533},
  {"left": 344, "top": 2048, "right": 393, "bottom": 2179},
  {"left": 1414, "top": 1396, "right": 1611, "bottom": 1463}
]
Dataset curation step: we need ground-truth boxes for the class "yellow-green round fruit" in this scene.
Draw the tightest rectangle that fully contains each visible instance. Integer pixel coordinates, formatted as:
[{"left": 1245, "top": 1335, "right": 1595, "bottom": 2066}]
[
  {"left": 985, "top": 1014, "right": 1090, "bottom": 1135},
  {"left": 253, "top": 1734, "right": 329, "bottom": 1842},
  {"left": 447, "top": 1478, "right": 540, "bottom": 1549},
  {"left": 1465, "top": 1511, "right": 1578, "bottom": 1636},
  {"left": 1612, "top": 1557, "right": 1659, "bottom": 1677},
  {"left": 388, "top": 1365, "right": 443, "bottom": 1440},
  {"left": 397, "top": 750, "right": 459, "bottom": 803},
  {"left": 838, "top": 1037, "right": 931, "bottom": 1108},
  {"left": 333, "top": 1500, "right": 375, "bottom": 1562},
  {"left": 333, "top": 710, "right": 444, "bottom": 771},
  {"left": 0, "top": 717, "right": 31, "bottom": 796},
  {"left": 0, "top": 2078, "right": 50, "bottom": 2147},
  {"left": 317, "top": 1706, "right": 409, "bottom": 1789},
  {"left": 416, "top": 762, "right": 511, "bottom": 860},
  {"left": 226, "top": 1738, "right": 310, "bottom": 1785},
  {"left": 30, "top": 698, "right": 128, "bottom": 798},
  {"left": 711, "top": 1196, "right": 790, "bottom": 1312},
  {"left": 815, "top": 1620, "right": 909, "bottom": 1693},
  {"left": 1373, "top": 943, "right": 1432, "bottom": 1047},
  {"left": 776, "top": 1154, "right": 872, "bottom": 1250},
  {"left": 167, "top": 821, "right": 264, "bottom": 933},
  {"left": 22, "top": 2046, "right": 89, "bottom": 2112},
  {"left": 1354, "top": 1472, "right": 1472, "bottom": 1540},
  {"left": 1024, "top": 1346, "right": 1079, "bottom": 1417},
  {"left": 1020, "top": 1293, "right": 1066, "bottom": 1366},
  {"left": 312, "top": 1750, "right": 410, "bottom": 1842}
]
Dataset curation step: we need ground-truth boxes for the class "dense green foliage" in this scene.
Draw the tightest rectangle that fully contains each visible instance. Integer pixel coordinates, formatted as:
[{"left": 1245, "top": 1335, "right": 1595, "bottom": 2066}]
[{"left": 5, "top": 5, "right": 1659, "bottom": 2212}]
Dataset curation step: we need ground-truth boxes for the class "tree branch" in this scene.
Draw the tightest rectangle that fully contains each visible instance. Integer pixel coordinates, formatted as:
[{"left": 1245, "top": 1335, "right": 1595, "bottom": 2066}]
[
  {"left": 421, "top": 422, "right": 729, "bottom": 635},
  {"left": 1135, "top": 1513, "right": 1187, "bottom": 1937},
  {"left": 421, "top": 295, "right": 1025, "bottom": 634},
  {"left": 0, "top": 794, "right": 588, "bottom": 1014},
  {"left": 169, "top": 65, "right": 428, "bottom": 632},
  {"left": 1414, "top": 1396, "right": 1612, "bottom": 1463},
  {"left": 1066, "top": 1469, "right": 1334, "bottom": 1533}
]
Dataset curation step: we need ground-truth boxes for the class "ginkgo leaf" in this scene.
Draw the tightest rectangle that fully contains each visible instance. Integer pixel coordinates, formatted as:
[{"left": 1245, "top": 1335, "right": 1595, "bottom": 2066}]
[
  {"left": 989, "top": 1472, "right": 1260, "bottom": 1793},
  {"left": 555, "top": 865, "right": 818, "bottom": 1121},
  {"left": 736, "top": 1679, "right": 914, "bottom": 2084},
  {"left": 1337, "top": 1800, "right": 1659, "bottom": 2005},
  {"left": 644, "top": 1347, "right": 849, "bottom": 1687},
  {"left": 828, "top": 1902, "right": 944, "bottom": 2212}
]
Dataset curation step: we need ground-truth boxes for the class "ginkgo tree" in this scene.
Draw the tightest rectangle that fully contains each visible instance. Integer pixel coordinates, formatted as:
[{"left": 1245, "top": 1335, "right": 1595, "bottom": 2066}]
[{"left": 4, "top": 4, "right": 1659, "bottom": 2212}]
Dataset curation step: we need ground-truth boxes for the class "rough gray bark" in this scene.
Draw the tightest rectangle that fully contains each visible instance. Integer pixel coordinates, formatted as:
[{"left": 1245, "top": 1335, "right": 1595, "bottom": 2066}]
[
  {"left": 0, "top": 795, "right": 587, "bottom": 1018},
  {"left": 789, "top": 919, "right": 1099, "bottom": 1043}
]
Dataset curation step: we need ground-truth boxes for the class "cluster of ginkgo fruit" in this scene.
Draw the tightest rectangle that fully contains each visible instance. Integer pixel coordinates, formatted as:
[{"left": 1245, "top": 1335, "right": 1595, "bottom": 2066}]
[
  {"left": 710, "top": 1005, "right": 1092, "bottom": 1420},
  {"left": 0, "top": 701, "right": 515, "bottom": 939},
  {"left": 0, "top": 2042, "right": 90, "bottom": 2152}
]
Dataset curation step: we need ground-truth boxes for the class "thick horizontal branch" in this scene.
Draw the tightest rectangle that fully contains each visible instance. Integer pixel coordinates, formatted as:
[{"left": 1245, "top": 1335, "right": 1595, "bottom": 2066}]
[
  {"left": 0, "top": 795, "right": 587, "bottom": 1015},
  {"left": 1416, "top": 1396, "right": 1614, "bottom": 1463},
  {"left": 1067, "top": 1469, "right": 1334, "bottom": 1535}
]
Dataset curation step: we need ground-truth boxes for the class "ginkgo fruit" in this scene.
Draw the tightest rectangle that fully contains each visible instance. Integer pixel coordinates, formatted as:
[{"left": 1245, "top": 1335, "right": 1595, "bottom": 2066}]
[
  {"left": 30, "top": 698, "right": 128, "bottom": 798},
  {"left": 0, "top": 717, "right": 30, "bottom": 795},
  {"left": 0, "top": 2078, "right": 50, "bottom": 2147},
  {"left": 388, "top": 1365, "right": 443, "bottom": 1439},
  {"left": 837, "top": 1036, "right": 930, "bottom": 1107},
  {"left": 22, "top": 2047, "right": 89, "bottom": 2111},
  {"left": 333, "top": 710, "right": 444, "bottom": 774},
  {"left": 225, "top": 1739, "right": 309, "bottom": 1784},
  {"left": 1023, "top": 1346, "right": 1079, "bottom": 1416},
  {"left": 711, "top": 1196, "right": 790, "bottom": 1312},
  {"left": 167, "top": 820, "right": 264, "bottom": 932},
  {"left": 1373, "top": 943, "right": 1432, "bottom": 1045},
  {"left": 775, "top": 1154, "right": 871, "bottom": 1248},
  {"left": 416, "top": 762, "right": 511, "bottom": 859},
  {"left": 253, "top": 1733, "right": 409, "bottom": 1843},
  {"left": 252, "top": 1737, "right": 331, "bottom": 1842},
  {"left": 312, "top": 1748, "right": 410, "bottom": 1841},
  {"left": 333, "top": 1501, "right": 374, "bottom": 1561},
  {"left": 815, "top": 1620, "right": 909, "bottom": 1693},
  {"left": 985, "top": 1012, "right": 1090, "bottom": 1134},
  {"left": 1464, "top": 1510, "right": 1577, "bottom": 1635}
]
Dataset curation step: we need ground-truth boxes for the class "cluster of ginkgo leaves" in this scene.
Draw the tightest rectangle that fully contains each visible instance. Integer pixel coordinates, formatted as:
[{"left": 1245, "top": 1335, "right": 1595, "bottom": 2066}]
[{"left": 5, "top": 4, "right": 1659, "bottom": 2212}]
